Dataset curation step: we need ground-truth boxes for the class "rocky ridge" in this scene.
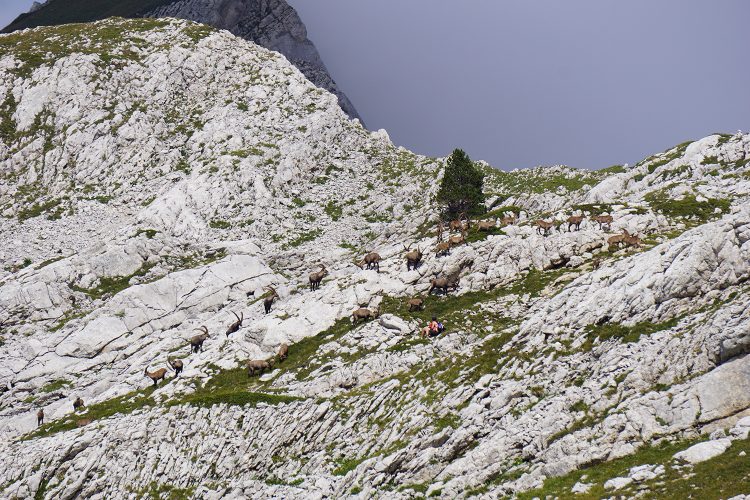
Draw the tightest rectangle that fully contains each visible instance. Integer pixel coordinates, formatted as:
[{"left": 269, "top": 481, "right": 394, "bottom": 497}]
[{"left": 1, "top": 17, "right": 750, "bottom": 500}]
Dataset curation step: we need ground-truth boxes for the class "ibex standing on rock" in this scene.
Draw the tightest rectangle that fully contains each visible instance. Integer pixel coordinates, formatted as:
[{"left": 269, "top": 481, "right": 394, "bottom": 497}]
[
  {"left": 404, "top": 246, "right": 423, "bottom": 271},
  {"left": 360, "top": 253, "right": 382, "bottom": 273},
  {"left": 309, "top": 265, "right": 328, "bottom": 291},
  {"left": 168, "top": 358, "right": 184, "bottom": 377},
  {"left": 144, "top": 366, "right": 168, "bottom": 387},
  {"left": 73, "top": 397, "right": 85, "bottom": 412},
  {"left": 435, "top": 241, "right": 451, "bottom": 257},
  {"left": 593, "top": 214, "right": 614, "bottom": 230},
  {"left": 448, "top": 229, "right": 467, "bottom": 248},
  {"left": 191, "top": 326, "right": 210, "bottom": 354},
  {"left": 264, "top": 286, "right": 279, "bottom": 314},
  {"left": 226, "top": 311, "right": 243, "bottom": 337},
  {"left": 535, "top": 220, "right": 554, "bottom": 236},
  {"left": 37, "top": 409, "right": 44, "bottom": 427},
  {"left": 352, "top": 307, "right": 380, "bottom": 325},
  {"left": 567, "top": 215, "right": 584, "bottom": 232}
]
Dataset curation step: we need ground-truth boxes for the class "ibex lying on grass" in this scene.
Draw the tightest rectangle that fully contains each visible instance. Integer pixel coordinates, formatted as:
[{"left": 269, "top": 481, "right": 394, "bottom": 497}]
[
  {"left": 37, "top": 409, "right": 44, "bottom": 427},
  {"left": 567, "top": 215, "right": 584, "bottom": 232},
  {"left": 407, "top": 298, "right": 424, "bottom": 311},
  {"left": 352, "top": 307, "right": 379, "bottom": 324},
  {"left": 76, "top": 418, "right": 92, "bottom": 428},
  {"left": 593, "top": 214, "right": 614, "bottom": 230},
  {"left": 429, "top": 275, "right": 460, "bottom": 295},
  {"left": 535, "top": 220, "right": 554, "bottom": 236},
  {"left": 360, "top": 252, "right": 382, "bottom": 272},
  {"left": 477, "top": 219, "right": 496, "bottom": 232},
  {"left": 277, "top": 343, "right": 289, "bottom": 362},
  {"left": 404, "top": 246, "right": 423, "bottom": 271},
  {"left": 226, "top": 311, "right": 243, "bottom": 337},
  {"left": 309, "top": 265, "right": 328, "bottom": 291},
  {"left": 168, "top": 358, "right": 184, "bottom": 377},
  {"left": 73, "top": 397, "right": 85, "bottom": 411},
  {"left": 247, "top": 358, "right": 273, "bottom": 377},
  {"left": 264, "top": 286, "right": 279, "bottom": 314},
  {"left": 144, "top": 366, "right": 168, "bottom": 387},
  {"left": 191, "top": 326, "right": 210, "bottom": 353}
]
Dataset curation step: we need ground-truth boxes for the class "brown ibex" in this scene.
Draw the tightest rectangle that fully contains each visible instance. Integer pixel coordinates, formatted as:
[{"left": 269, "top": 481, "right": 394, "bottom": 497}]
[
  {"left": 277, "top": 343, "right": 289, "bottom": 362},
  {"left": 360, "top": 252, "right": 382, "bottom": 273},
  {"left": 436, "top": 220, "right": 445, "bottom": 242},
  {"left": 428, "top": 275, "right": 460, "bottom": 295},
  {"left": 567, "top": 215, "right": 584, "bottom": 232},
  {"left": 168, "top": 358, "right": 184, "bottom": 377},
  {"left": 264, "top": 286, "right": 279, "bottom": 314},
  {"left": 404, "top": 246, "right": 423, "bottom": 271},
  {"left": 191, "top": 326, "right": 210, "bottom": 353},
  {"left": 435, "top": 241, "right": 451, "bottom": 257},
  {"left": 226, "top": 311, "right": 243, "bottom": 337},
  {"left": 247, "top": 358, "right": 273, "bottom": 377},
  {"left": 76, "top": 418, "right": 92, "bottom": 428},
  {"left": 144, "top": 366, "right": 168, "bottom": 387},
  {"left": 449, "top": 218, "right": 465, "bottom": 232},
  {"left": 407, "top": 298, "right": 424, "bottom": 311},
  {"left": 352, "top": 307, "right": 380, "bottom": 325},
  {"left": 593, "top": 214, "right": 614, "bottom": 230},
  {"left": 501, "top": 214, "right": 517, "bottom": 226},
  {"left": 448, "top": 230, "right": 467, "bottom": 248},
  {"left": 535, "top": 220, "right": 554, "bottom": 237},
  {"left": 309, "top": 265, "right": 328, "bottom": 291},
  {"left": 73, "top": 397, "right": 85, "bottom": 412},
  {"left": 623, "top": 233, "right": 643, "bottom": 248},
  {"left": 477, "top": 219, "right": 496, "bottom": 232},
  {"left": 37, "top": 409, "right": 44, "bottom": 427},
  {"left": 607, "top": 229, "right": 630, "bottom": 249}
]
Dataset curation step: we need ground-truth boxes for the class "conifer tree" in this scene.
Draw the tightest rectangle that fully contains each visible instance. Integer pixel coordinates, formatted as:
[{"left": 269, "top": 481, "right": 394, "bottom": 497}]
[{"left": 436, "top": 148, "right": 485, "bottom": 219}]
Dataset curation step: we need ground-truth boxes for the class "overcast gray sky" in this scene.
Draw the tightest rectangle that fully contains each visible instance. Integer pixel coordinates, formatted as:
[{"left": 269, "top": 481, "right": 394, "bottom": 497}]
[{"left": 2, "top": 1, "right": 749, "bottom": 169}]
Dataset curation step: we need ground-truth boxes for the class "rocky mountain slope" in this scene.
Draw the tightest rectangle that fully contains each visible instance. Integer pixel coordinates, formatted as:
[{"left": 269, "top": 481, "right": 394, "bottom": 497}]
[
  {"left": 2, "top": 0, "right": 361, "bottom": 121},
  {"left": 1, "top": 17, "right": 750, "bottom": 500}
]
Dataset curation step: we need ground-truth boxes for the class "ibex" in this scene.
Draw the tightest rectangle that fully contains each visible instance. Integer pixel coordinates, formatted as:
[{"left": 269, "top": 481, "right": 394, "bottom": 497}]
[
  {"left": 168, "top": 358, "right": 184, "bottom": 377},
  {"left": 247, "top": 358, "right": 273, "bottom": 377},
  {"left": 404, "top": 246, "right": 423, "bottom": 271},
  {"left": 477, "top": 219, "right": 496, "bottom": 232},
  {"left": 567, "top": 215, "right": 584, "bottom": 232},
  {"left": 263, "top": 286, "right": 279, "bottom": 314},
  {"left": 309, "top": 265, "right": 328, "bottom": 291},
  {"left": 435, "top": 241, "right": 451, "bottom": 257},
  {"left": 607, "top": 229, "right": 630, "bottom": 248},
  {"left": 73, "top": 397, "right": 85, "bottom": 411},
  {"left": 593, "top": 214, "right": 614, "bottom": 230},
  {"left": 144, "top": 366, "right": 168, "bottom": 387},
  {"left": 501, "top": 214, "right": 517, "bottom": 226},
  {"left": 535, "top": 220, "right": 554, "bottom": 236},
  {"left": 360, "top": 252, "right": 382, "bottom": 273},
  {"left": 448, "top": 230, "right": 467, "bottom": 248},
  {"left": 436, "top": 220, "right": 445, "bottom": 242},
  {"left": 76, "top": 418, "right": 92, "bottom": 428},
  {"left": 623, "top": 233, "right": 643, "bottom": 248},
  {"left": 277, "top": 343, "right": 289, "bottom": 362},
  {"left": 37, "top": 409, "right": 44, "bottom": 427},
  {"left": 191, "top": 326, "right": 210, "bottom": 353},
  {"left": 407, "top": 298, "right": 424, "bottom": 311},
  {"left": 352, "top": 307, "right": 379, "bottom": 325},
  {"left": 449, "top": 219, "right": 464, "bottom": 232},
  {"left": 226, "top": 311, "right": 243, "bottom": 337},
  {"left": 429, "top": 275, "right": 459, "bottom": 295}
]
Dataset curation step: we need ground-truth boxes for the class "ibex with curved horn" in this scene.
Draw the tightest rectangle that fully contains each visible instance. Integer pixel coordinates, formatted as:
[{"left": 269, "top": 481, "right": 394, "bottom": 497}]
[
  {"left": 404, "top": 245, "right": 423, "bottom": 271},
  {"left": 264, "top": 286, "right": 279, "bottom": 314},
  {"left": 168, "top": 358, "right": 184, "bottom": 377},
  {"left": 226, "top": 311, "right": 243, "bottom": 337},
  {"left": 309, "top": 265, "right": 328, "bottom": 291},
  {"left": 144, "top": 366, "right": 168, "bottom": 387},
  {"left": 190, "top": 326, "right": 209, "bottom": 353}
]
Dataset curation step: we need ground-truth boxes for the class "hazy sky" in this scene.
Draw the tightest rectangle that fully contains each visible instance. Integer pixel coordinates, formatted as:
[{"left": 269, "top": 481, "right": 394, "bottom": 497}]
[{"left": 2, "top": 1, "right": 749, "bottom": 169}]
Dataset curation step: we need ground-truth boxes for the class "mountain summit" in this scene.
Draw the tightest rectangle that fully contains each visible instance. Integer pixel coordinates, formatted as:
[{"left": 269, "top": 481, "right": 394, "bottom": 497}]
[{"left": 2, "top": 0, "right": 362, "bottom": 122}]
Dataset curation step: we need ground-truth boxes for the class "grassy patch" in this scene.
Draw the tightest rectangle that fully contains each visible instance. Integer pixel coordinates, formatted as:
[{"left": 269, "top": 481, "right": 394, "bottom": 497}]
[
  {"left": 40, "top": 379, "right": 72, "bottom": 393},
  {"left": 324, "top": 201, "right": 343, "bottom": 221},
  {"left": 644, "top": 191, "right": 730, "bottom": 222},
  {"left": 68, "top": 261, "right": 155, "bottom": 300},
  {"left": 581, "top": 317, "right": 680, "bottom": 352},
  {"left": 283, "top": 229, "right": 322, "bottom": 249}
]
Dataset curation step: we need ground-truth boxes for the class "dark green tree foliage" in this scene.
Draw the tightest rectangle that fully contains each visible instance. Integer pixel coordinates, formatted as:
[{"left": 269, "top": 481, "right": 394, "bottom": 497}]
[{"left": 436, "top": 148, "right": 485, "bottom": 219}]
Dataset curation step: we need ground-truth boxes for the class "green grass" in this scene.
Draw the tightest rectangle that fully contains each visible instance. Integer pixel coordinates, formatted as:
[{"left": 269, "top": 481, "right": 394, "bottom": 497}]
[
  {"left": 17, "top": 198, "right": 62, "bottom": 221},
  {"left": 324, "top": 201, "right": 343, "bottom": 221},
  {"left": 283, "top": 229, "right": 322, "bottom": 249},
  {"left": 40, "top": 379, "right": 72, "bottom": 393},
  {"left": 519, "top": 436, "right": 750, "bottom": 500},
  {"left": 68, "top": 261, "right": 155, "bottom": 300},
  {"left": 581, "top": 317, "right": 681, "bottom": 351},
  {"left": 644, "top": 191, "right": 730, "bottom": 222},
  {"left": 209, "top": 219, "right": 230, "bottom": 229}
]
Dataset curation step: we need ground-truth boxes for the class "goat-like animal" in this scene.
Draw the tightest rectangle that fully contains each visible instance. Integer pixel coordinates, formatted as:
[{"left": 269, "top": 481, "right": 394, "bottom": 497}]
[
  {"left": 535, "top": 220, "right": 554, "bottom": 236},
  {"left": 607, "top": 229, "right": 630, "bottom": 248},
  {"left": 191, "top": 326, "right": 210, "bottom": 353},
  {"left": 168, "top": 358, "right": 184, "bottom": 377},
  {"left": 144, "top": 366, "right": 168, "bottom": 387},
  {"left": 436, "top": 220, "right": 445, "bottom": 242},
  {"left": 277, "top": 343, "right": 289, "bottom": 362},
  {"left": 73, "top": 397, "right": 85, "bottom": 411},
  {"left": 247, "top": 359, "right": 273, "bottom": 377},
  {"left": 37, "top": 409, "right": 44, "bottom": 427},
  {"left": 263, "top": 286, "right": 279, "bottom": 314},
  {"left": 309, "top": 265, "right": 328, "bottom": 291},
  {"left": 448, "top": 230, "right": 467, "bottom": 248},
  {"left": 501, "top": 214, "right": 517, "bottom": 226},
  {"left": 352, "top": 307, "right": 379, "bottom": 324},
  {"left": 407, "top": 298, "right": 424, "bottom": 311},
  {"left": 593, "top": 215, "right": 614, "bottom": 230},
  {"left": 623, "top": 233, "right": 642, "bottom": 248},
  {"left": 226, "top": 311, "right": 243, "bottom": 337},
  {"left": 404, "top": 246, "right": 423, "bottom": 271},
  {"left": 360, "top": 252, "right": 382, "bottom": 272},
  {"left": 76, "top": 418, "right": 92, "bottom": 428},
  {"left": 567, "top": 215, "right": 584, "bottom": 232},
  {"left": 429, "top": 276, "right": 459, "bottom": 295},
  {"left": 477, "top": 219, "right": 496, "bottom": 232},
  {"left": 435, "top": 241, "right": 451, "bottom": 257}
]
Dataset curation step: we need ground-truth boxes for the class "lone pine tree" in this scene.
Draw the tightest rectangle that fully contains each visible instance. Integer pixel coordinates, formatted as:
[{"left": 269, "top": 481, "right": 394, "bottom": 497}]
[{"left": 436, "top": 148, "right": 485, "bottom": 219}]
